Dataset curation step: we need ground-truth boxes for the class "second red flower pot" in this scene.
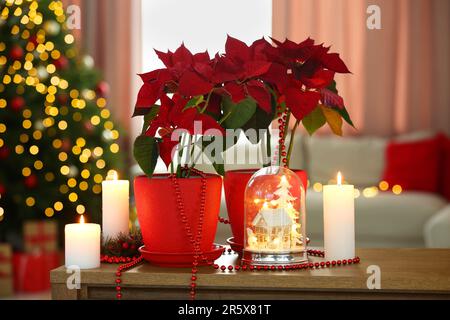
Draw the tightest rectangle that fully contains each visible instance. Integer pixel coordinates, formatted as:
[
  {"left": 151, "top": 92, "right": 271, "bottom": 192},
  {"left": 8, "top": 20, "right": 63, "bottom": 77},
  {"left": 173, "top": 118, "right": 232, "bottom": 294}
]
[{"left": 223, "top": 168, "right": 308, "bottom": 248}]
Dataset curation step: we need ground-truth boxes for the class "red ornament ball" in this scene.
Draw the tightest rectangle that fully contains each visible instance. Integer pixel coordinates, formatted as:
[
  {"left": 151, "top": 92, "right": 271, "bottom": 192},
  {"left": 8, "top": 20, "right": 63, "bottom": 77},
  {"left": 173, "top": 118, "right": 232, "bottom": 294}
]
[
  {"left": 9, "top": 45, "right": 24, "bottom": 60},
  {"left": 24, "top": 174, "right": 38, "bottom": 189},
  {"left": 0, "top": 147, "right": 10, "bottom": 160},
  {"left": 54, "top": 56, "right": 69, "bottom": 70},
  {"left": 121, "top": 242, "right": 129, "bottom": 250},
  {"left": 10, "top": 97, "right": 25, "bottom": 112},
  {"left": 95, "top": 81, "right": 110, "bottom": 97},
  {"left": 83, "top": 121, "right": 94, "bottom": 133},
  {"left": 28, "top": 35, "right": 38, "bottom": 46},
  {"left": 57, "top": 93, "right": 69, "bottom": 105},
  {"left": 61, "top": 139, "right": 72, "bottom": 152}
]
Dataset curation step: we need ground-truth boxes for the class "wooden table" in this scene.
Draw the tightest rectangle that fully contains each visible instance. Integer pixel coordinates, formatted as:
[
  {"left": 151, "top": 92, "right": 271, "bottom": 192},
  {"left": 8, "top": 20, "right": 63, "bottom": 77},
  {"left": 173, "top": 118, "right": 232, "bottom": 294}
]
[{"left": 50, "top": 248, "right": 450, "bottom": 300}]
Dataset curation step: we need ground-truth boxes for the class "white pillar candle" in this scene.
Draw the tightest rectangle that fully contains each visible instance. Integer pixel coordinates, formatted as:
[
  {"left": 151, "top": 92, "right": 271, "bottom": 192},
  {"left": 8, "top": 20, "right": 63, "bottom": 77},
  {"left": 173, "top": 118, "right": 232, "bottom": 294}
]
[
  {"left": 102, "top": 171, "right": 129, "bottom": 240},
  {"left": 65, "top": 215, "right": 101, "bottom": 269},
  {"left": 323, "top": 172, "right": 355, "bottom": 261}
]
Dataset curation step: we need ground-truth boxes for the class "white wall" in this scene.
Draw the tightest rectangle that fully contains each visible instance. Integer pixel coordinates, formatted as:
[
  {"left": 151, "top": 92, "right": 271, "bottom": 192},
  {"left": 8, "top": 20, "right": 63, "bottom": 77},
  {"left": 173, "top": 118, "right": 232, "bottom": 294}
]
[{"left": 141, "top": 0, "right": 272, "bottom": 71}]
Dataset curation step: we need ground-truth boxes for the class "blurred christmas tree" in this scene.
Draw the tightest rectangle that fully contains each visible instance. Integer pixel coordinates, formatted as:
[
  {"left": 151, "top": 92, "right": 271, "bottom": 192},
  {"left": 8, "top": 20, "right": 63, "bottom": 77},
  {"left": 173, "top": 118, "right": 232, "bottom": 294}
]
[{"left": 0, "top": 0, "right": 124, "bottom": 243}]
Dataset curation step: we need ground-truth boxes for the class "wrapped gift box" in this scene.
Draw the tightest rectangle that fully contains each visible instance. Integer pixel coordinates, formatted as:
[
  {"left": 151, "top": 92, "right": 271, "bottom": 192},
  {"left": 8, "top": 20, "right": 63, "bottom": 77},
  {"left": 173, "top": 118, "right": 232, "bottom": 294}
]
[
  {"left": 23, "top": 220, "right": 58, "bottom": 253},
  {"left": 13, "top": 251, "right": 62, "bottom": 293},
  {"left": 0, "top": 243, "right": 13, "bottom": 297}
]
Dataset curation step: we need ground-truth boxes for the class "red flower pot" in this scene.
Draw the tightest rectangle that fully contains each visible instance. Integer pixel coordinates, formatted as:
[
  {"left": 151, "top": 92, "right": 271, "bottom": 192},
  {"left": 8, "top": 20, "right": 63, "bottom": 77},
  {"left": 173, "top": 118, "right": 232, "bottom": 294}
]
[
  {"left": 224, "top": 168, "right": 308, "bottom": 247},
  {"left": 134, "top": 174, "right": 222, "bottom": 257}
]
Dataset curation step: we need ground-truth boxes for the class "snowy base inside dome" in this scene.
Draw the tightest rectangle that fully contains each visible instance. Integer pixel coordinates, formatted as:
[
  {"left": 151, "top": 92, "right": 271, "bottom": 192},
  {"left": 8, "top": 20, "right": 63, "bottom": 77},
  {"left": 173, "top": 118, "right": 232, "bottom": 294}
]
[{"left": 242, "top": 249, "right": 308, "bottom": 266}]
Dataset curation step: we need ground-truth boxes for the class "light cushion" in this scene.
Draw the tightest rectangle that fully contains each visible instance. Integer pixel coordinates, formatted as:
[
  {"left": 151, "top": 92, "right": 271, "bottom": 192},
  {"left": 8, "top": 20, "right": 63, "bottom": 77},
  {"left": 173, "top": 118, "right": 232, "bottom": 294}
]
[
  {"left": 437, "top": 133, "right": 450, "bottom": 201},
  {"left": 304, "top": 135, "right": 386, "bottom": 187},
  {"left": 307, "top": 190, "right": 447, "bottom": 248},
  {"left": 424, "top": 205, "right": 450, "bottom": 248},
  {"left": 382, "top": 136, "right": 440, "bottom": 193},
  {"left": 394, "top": 130, "right": 437, "bottom": 142}
]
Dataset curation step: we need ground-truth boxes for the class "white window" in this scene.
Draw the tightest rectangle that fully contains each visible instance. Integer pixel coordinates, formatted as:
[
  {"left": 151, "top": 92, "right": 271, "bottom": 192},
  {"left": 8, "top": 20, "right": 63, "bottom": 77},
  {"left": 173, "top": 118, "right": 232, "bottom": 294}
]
[
  {"left": 139, "top": 0, "right": 272, "bottom": 172},
  {"left": 141, "top": 0, "right": 272, "bottom": 71}
]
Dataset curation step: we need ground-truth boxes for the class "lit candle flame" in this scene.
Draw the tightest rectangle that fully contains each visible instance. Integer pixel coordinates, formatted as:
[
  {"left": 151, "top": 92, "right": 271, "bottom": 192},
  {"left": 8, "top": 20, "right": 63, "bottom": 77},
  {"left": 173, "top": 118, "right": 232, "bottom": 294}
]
[
  {"left": 79, "top": 214, "right": 85, "bottom": 224},
  {"left": 106, "top": 170, "right": 118, "bottom": 181},
  {"left": 337, "top": 171, "right": 342, "bottom": 186},
  {"left": 262, "top": 202, "right": 269, "bottom": 209}
]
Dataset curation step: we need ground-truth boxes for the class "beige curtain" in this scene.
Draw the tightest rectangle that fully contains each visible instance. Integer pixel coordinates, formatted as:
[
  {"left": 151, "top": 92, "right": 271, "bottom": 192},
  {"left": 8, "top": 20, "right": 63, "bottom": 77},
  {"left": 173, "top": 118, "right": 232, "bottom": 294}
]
[
  {"left": 273, "top": 0, "right": 450, "bottom": 137},
  {"left": 63, "top": 0, "right": 142, "bottom": 149}
]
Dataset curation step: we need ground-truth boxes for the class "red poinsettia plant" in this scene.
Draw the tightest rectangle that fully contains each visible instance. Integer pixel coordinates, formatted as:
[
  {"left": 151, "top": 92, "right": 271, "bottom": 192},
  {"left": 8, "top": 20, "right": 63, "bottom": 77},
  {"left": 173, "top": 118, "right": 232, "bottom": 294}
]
[{"left": 133, "top": 36, "right": 353, "bottom": 178}]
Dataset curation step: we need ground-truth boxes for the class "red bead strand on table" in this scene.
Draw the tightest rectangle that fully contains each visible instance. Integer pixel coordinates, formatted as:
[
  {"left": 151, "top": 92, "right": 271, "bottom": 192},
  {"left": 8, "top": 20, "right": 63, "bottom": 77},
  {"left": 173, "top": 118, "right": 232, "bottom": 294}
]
[
  {"left": 101, "top": 255, "right": 137, "bottom": 264},
  {"left": 114, "top": 255, "right": 144, "bottom": 299},
  {"left": 212, "top": 249, "right": 360, "bottom": 272}
]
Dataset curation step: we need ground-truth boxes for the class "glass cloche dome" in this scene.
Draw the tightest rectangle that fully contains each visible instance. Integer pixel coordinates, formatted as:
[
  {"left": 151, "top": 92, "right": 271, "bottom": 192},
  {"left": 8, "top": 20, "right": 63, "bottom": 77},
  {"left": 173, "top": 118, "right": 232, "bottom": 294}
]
[{"left": 242, "top": 166, "right": 308, "bottom": 266}]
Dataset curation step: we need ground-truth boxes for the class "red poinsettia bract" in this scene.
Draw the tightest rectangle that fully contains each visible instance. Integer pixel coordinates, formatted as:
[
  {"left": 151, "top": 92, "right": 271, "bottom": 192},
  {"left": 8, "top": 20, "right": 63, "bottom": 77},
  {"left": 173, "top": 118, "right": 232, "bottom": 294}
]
[{"left": 134, "top": 35, "right": 351, "bottom": 171}]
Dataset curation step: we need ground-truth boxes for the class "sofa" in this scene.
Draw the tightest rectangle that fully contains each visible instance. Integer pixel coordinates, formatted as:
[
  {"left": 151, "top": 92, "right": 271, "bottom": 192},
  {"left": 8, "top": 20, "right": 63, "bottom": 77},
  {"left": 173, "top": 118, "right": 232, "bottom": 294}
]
[
  {"left": 133, "top": 131, "right": 450, "bottom": 248},
  {"left": 212, "top": 131, "right": 450, "bottom": 248}
]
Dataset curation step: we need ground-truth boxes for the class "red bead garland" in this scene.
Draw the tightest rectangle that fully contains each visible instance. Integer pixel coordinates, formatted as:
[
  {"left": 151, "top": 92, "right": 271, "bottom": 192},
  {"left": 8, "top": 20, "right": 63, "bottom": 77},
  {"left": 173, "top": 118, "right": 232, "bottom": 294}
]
[
  {"left": 212, "top": 249, "right": 360, "bottom": 272},
  {"left": 170, "top": 167, "right": 208, "bottom": 300},
  {"left": 218, "top": 216, "right": 230, "bottom": 224},
  {"left": 276, "top": 107, "right": 289, "bottom": 167},
  {"left": 100, "top": 255, "right": 137, "bottom": 264},
  {"left": 106, "top": 244, "right": 360, "bottom": 300},
  {"left": 114, "top": 255, "right": 144, "bottom": 299}
]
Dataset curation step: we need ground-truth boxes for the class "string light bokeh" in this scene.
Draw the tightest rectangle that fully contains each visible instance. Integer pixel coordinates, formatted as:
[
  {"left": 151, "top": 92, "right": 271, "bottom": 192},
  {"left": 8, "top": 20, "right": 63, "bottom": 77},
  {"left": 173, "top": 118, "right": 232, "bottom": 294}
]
[{"left": 0, "top": 0, "right": 124, "bottom": 228}]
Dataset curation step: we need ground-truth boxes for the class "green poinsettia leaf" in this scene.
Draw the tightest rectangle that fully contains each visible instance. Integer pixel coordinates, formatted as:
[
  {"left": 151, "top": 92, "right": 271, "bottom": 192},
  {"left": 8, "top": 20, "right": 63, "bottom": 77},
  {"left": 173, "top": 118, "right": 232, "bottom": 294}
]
[
  {"left": 141, "top": 105, "right": 160, "bottom": 134},
  {"left": 325, "top": 80, "right": 355, "bottom": 129},
  {"left": 327, "top": 80, "right": 338, "bottom": 93},
  {"left": 336, "top": 106, "right": 355, "bottom": 128},
  {"left": 242, "top": 107, "right": 274, "bottom": 143},
  {"left": 183, "top": 95, "right": 204, "bottom": 111},
  {"left": 302, "top": 106, "right": 326, "bottom": 135},
  {"left": 213, "top": 162, "right": 225, "bottom": 176},
  {"left": 202, "top": 137, "right": 225, "bottom": 176},
  {"left": 133, "top": 135, "right": 159, "bottom": 177},
  {"left": 221, "top": 97, "right": 257, "bottom": 129}
]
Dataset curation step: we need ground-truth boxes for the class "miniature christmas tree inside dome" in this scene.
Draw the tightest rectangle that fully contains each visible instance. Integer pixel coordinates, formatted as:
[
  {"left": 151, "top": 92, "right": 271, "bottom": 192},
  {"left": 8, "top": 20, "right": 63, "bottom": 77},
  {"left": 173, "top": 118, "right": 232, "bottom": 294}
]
[{"left": 243, "top": 166, "right": 307, "bottom": 266}]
